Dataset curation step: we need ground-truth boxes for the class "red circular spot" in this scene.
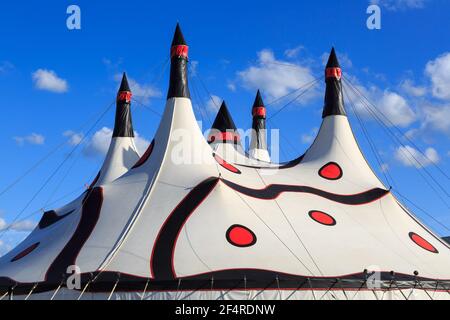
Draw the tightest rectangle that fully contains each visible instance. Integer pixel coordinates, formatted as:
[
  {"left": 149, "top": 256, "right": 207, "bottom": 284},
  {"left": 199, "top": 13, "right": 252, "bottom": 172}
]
[
  {"left": 214, "top": 154, "right": 241, "bottom": 174},
  {"left": 226, "top": 225, "right": 256, "bottom": 247},
  {"left": 409, "top": 232, "right": 438, "bottom": 253},
  {"left": 319, "top": 162, "right": 343, "bottom": 180},
  {"left": 308, "top": 211, "right": 336, "bottom": 226},
  {"left": 11, "top": 242, "right": 40, "bottom": 262}
]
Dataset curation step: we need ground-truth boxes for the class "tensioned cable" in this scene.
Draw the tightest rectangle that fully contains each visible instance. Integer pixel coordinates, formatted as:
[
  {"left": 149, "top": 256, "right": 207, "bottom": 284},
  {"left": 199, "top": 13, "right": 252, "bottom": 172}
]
[
  {"left": 394, "top": 190, "right": 450, "bottom": 233},
  {"left": 266, "top": 76, "right": 323, "bottom": 107},
  {"left": 344, "top": 77, "right": 449, "bottom": 182},
  {"left": 131, "top": 98, "right": 163, "bottom": 117},
  {"left": 267, "top": 77, "right": 322, "bottom": 121},
  {"left": 345, "top": 82, "right": 450, "bottom": 209},
  {"left": 343, "top": 78, "right": 450, "bottom": 206},
  {"left": 0, "top": 101, "right": 115, "bottom": 240},
  {"left": 229, "top": 186, "right": 316, "bottom": 276},
  {"left": 254, "top": 168, "right": 324, "bottom": 276},
  {"left": 344, "top": 78, "right": 450, "bottom": 212},
  {"left": 343, "top": 83, "right": 393, "bottom": 188},
  {"left": 0, "top": 100, "right": 116, "bottom": 199}
]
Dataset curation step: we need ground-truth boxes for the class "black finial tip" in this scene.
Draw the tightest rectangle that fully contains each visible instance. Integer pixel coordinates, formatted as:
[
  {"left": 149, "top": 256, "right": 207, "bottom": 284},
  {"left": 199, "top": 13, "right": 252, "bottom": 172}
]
[
  {"left": 119, "top": 72, "right": 131, "bottom": 92},
  {"left": 172, "top": 23, "right": 187, "bottom": 46},
  {"left": 326, "top": 47, "right": 340, "bottom": 68},
  {"left": 253, "top": 89, "right": 265, "bottom": 109},
  {"left": 219, "top": 100, "right": 229, "bottom": 111}
]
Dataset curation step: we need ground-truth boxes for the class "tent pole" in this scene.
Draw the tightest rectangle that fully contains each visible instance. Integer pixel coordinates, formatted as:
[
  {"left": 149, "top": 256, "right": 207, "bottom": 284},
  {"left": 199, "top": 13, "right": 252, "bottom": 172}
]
[
  {"left": 307, "top": 278, "right": 316, "bottom": 300},
  {"left": 24, "top": 283, "right": 38, "bottom": 300},
  {"left": 77, "top": 274, "right": 93, "bottom": 301},
  {"left": 140, "top": 279, "right": 150, "bottom": 301},
  {"left": 50, "top": 279, "right": 65, "bottom": 300},
  {"left": 107, "top": 274, "right": 120, "bottom": 301}
]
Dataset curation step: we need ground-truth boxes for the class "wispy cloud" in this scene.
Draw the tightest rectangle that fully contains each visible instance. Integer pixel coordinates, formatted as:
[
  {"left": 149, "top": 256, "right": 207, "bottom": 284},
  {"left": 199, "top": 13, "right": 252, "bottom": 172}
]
[
  {"left": 0, "top": 217, "right": 36, "bottom": 232},
  {"left": 82, "top": 127, "right": 149, "bottom": 158},
  {"left": 32, "top": 69, "right": 68, "bottom": 93},
  {"left": 301, "top": 127, "right": 319, "bottom": 144},
  {"left": 13, "top": 133, "right": 45, "bottom": 146},
  {"left": 425, "top": 52, "right": 450, "bottom": 101},
  {"left": 395, "top": 145, "right": 440, "bottom": 168},
  {"left": 370, "top": 0, "right": 427, "bottom": 11},
  {"left": 63, "top": 130, "right": 84, "bottom": 146},
  {"left": 237, "top": 49, "right": 318, "bottom": 104},
  {"left": 206, "top": 95, "right": 222, "bottom": 113},
  {"left": 114, "top": 74, "right": 161, "bottom": 104},
  {"left": 284, "top": 46, "right": 304, "bottom": 59},
  {"left": 0, "top": 61, "right": 14, "bottom": 74}
]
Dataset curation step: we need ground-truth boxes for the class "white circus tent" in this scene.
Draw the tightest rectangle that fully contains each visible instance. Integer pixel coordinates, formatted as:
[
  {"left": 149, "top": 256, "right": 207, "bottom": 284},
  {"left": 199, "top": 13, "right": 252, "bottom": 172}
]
[{"left": 0, "top": 24, "right": 449, "bottom": 300}]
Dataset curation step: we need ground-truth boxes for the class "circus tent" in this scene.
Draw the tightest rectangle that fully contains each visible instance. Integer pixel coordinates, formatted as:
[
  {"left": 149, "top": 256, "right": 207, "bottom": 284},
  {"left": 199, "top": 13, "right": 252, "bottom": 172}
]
[{"left": 0, "top": 24, "right": 449, "bottom": 300}]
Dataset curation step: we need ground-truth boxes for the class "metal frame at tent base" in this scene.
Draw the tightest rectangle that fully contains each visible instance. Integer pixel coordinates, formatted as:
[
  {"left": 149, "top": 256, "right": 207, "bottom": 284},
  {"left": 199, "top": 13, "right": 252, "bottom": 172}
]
[{"left": 2, "top": 270, "right": 450, "bottom": 298}]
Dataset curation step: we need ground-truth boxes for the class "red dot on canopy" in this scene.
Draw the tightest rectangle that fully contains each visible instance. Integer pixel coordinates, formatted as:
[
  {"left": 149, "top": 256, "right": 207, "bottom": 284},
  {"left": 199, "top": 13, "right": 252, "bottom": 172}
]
[
  {"left": 214, "top": 154, "right": 241, "bottom": 174},
  {"left": 409, "top": 232, "right": 438, "bottom": 253},
  {"left": 319, "top": 162, "right": 343, "bottom": 180},
  {"left": 308, "top": 210, "right": 336, "bottom": 226},
  {"left": 226, "top": 225, "right": 256, "bottom": 247}
]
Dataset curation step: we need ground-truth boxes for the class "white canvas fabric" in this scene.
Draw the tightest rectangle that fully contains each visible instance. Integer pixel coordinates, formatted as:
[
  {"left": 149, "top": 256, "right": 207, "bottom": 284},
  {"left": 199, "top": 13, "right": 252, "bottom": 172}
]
[{"left": 1, "top": 27, "right": 449, "bottom": 300}]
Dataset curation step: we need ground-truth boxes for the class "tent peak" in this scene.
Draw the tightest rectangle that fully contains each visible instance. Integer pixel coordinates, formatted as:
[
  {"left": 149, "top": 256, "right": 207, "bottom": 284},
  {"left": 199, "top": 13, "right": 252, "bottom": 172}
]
[
  {"left": 326, "top": 47, "right": 340, "bottom": 68},
  {"left": 118, "top": 72, "right": 131, "bottom": 92},
  {"left": 171, "top": 23, "right": 187, "bottom": 47}
]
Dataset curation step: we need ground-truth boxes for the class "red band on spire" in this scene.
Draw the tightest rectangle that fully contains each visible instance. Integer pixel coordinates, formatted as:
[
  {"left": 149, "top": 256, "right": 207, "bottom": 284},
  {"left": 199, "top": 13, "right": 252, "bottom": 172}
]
[
  {"left": 326, "top": 67, "right": 342, "bottom": 80},
  {"left": 171, "top": 45, "right": 189, "bottom": 59},
  {"left": 117, "top": 91, "right": 132, "bottom": 103},
  {"left": 208, "top": 132, "right": 240, "bottom": 143},
  {"left": 252, "top": 107, "right": 266, "bottom": 118}
]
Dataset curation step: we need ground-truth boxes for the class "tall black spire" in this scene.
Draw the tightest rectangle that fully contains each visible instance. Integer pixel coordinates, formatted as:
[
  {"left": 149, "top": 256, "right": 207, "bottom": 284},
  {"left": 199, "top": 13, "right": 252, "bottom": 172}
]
[
  {"left": 250, "top": 90, "right": 268, "bottom": 150},
  {"left": 208, "top": 101, "right": 240, "bottom": 144},
  {"left": 322, "top": 47, "right": 346, "bottom": 118},
  {"left": 167, "top": 23, "right": 190, "bottom": 99},
  {"left": 113, "top": 72, "right": 134, "bottom": 138}
]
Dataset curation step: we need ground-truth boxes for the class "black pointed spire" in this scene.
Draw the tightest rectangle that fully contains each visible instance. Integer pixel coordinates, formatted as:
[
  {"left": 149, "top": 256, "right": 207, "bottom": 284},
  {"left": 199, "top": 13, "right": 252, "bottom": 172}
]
[
  {"left": 118, "top": 72, "right": 131, "bottom": 92},
  {"left": 208, "top": 101, "right": 240, "bottom": 144},
  {"left": 252, "top": 90, "right": 266, "bottom": 118},
  {"left": 322, "top": 47, "right": 346, "bottom": 118},
  {"left": 250, "top": 90, "right": 268, "bottom": 151},
  {"left": 326, "top": 47, "right": 340, "bottom": 68},
  {"left": 167, "top": 23, "right": 190, "bottom": 99},
  {"left": 171, "top": 23, "right": 187, "bottom": 46},
  {"left": 113, "top": 72, "right": 134, "bottom": 138}
]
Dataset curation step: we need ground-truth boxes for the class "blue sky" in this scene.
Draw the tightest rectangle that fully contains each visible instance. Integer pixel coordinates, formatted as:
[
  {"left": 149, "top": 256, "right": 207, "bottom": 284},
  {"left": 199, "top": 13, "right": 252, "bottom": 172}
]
[{"left": 0, "top": 0, "right": 449, "bottom": 254}]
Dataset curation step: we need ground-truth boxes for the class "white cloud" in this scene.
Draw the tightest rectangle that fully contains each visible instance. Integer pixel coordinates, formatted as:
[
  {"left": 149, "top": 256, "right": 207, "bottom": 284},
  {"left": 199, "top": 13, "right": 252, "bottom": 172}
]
[
  {"left": 284, "top": 46, "right": 304, "bottom": 59},
  {"left": 114, "top": 74, "right": 161, "bottom": 104},
  {"left": 422, "top": 104, "right": 450, "bottom": 134},
  {"left": 82, "top": 127, "right": 149, "bottom": 158},
  {"left": 237, "top": 49, "right": 317, "bottom": 103},
  {"left": 344, "top": 75, "right": 416, "bottom": 128},
  {"left": 227, "top": 82, "right": 236, "bottom": 92},
  {"left": 0, "top": 61, "right": 14, "bottom": 74},
  {"left": 370, "top": 0, "right": 427, "bottom": 10},
  {"left": 206, "top": 95, "right": 222, "bottom": 113},
  {"left": 400, "top": 79, "right": 427, "bottom": 97},
  {"left": 0, "top": 217, "right": 36, "bottom": 232},
  {"left": 377, "top": 91, "right": 416, "bottom": 127},
  {"left": 380, "top": 163, "right": 390, "bottom": 173},
  {"left": 395, "top": 145, "right": 440, "bottom": 168},
  {"left": 189, "top": 60, "right": 199, "bottom": 76},
  {"left": 301, "top": 127, "right": 318, "bottom": 144},
  {"left": 32, "top": 69, "right": 68, "bottom": 93},
  {"left": 63, "top": 130, "right": 84, "bottom": 146},
  {"left": 425, "top": 52, "right": 450, "bottom": 100},
  {"left": 14, "top": 133, "right": 45, "bottom": 146}
]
